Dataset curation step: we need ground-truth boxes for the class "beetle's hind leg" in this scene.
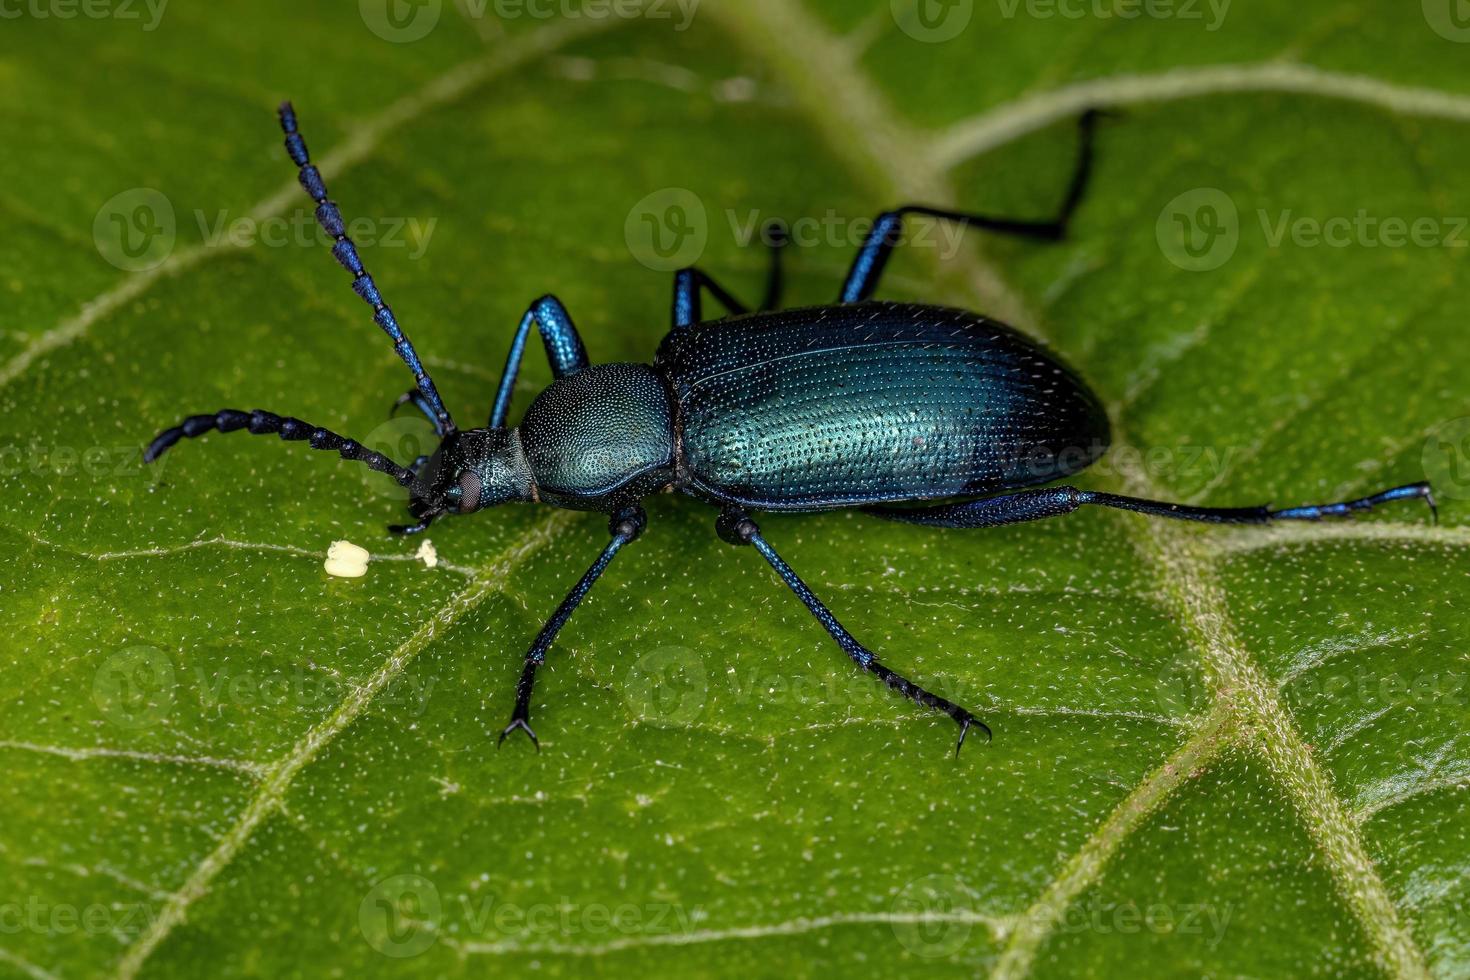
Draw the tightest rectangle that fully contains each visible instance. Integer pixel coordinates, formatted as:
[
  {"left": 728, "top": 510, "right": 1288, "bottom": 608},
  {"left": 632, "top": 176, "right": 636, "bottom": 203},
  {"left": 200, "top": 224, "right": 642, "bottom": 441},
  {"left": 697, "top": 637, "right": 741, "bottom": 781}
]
[
  {"left": 717, "top": 507, "right": 989, "bottom": 756},
  {"left": 863, "top": 481, "right": 1437, "bottom": 529},
  {"left": 839, "top": 109, "right": 1106, "bottom": 303},
  {"left": 671, "top": 220, "right": 789, "bottom": 328}
]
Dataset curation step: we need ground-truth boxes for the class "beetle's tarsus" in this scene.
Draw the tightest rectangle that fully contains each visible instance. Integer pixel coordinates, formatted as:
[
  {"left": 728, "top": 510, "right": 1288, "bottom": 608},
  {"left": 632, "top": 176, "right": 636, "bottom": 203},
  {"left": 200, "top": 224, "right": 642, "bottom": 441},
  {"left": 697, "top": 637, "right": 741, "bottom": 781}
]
[
  {"left": 954, "top": 713, "right": 991, "bottom": 758},
  {"left": 498, "top": 716, "right": 540, "bottom": 751},
  {"left": 387, "top": 519, "right": 433, "bottom": 535},
  {"left": 389, "top": 389, "right": 415, "bottom": 418}
]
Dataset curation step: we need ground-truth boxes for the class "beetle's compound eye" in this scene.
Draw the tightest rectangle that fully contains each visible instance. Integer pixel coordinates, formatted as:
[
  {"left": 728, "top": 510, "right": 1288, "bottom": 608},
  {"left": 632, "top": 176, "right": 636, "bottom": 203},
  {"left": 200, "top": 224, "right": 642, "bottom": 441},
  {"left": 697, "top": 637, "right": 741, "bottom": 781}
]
[{"left": 456, "top": 470, "right": 482, "bottom": 513}]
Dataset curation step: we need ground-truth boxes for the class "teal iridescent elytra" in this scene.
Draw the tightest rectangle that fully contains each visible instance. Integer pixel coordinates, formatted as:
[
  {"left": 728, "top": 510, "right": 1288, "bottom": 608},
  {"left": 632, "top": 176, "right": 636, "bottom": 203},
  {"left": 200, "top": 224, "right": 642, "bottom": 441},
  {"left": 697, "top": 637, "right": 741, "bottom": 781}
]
[
  {"left": 660, "top": 301, "right": 1107, "bottom": 510},
  {"left": 145, "top": 104, "right": 1436, "bottom": 756}
]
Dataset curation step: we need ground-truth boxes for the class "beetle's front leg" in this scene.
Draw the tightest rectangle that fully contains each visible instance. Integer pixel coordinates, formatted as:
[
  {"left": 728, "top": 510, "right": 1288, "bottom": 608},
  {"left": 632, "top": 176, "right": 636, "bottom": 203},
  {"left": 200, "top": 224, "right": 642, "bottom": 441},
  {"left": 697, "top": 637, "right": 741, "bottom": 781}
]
[
  {"left": 716, "top": 506, "right": 990, "bottom": 755},
  {"left": 497, "top": 505, "right": 647, "bottom": 750},
  {"left": 489, "top": 295, "right": 592, "bottom": 428}
]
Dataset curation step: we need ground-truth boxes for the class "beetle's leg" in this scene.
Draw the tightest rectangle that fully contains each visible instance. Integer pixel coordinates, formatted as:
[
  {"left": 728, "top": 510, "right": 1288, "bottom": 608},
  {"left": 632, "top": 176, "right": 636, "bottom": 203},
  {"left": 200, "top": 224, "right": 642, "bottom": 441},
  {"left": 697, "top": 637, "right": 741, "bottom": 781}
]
[
  {"left": 672, "top": 269, "right": 747, "bottom": 328},
  {"left": 839, "top": 110, "right": 1104, "bottom": 303},
  {"left": 672, "top": 221, "right": 789, "bottom": 328},
  {"left": 717, "top": 506, "right": 989, "bottom": 756},
  {"left": 389, "top": 388, "right": 448, "bottom": 437},
  {"left": 497, "top": 505, "right": 647, "bottom": 750},
  {"left": 489, "top": 294, "right": 591, "bottom": 428},
  {"left": 278, "top": 103, "right": 456, "bottom": 434},
  {"left": 864, "top": 481, "right": 1437, "bottom": 528}
]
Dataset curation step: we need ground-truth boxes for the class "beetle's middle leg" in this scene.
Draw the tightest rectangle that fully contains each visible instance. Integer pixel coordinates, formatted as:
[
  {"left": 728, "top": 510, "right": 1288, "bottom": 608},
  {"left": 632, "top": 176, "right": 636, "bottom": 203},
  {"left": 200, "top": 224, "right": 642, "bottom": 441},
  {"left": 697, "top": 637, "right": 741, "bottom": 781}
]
[
  {"left": 497, "top": 505, "right": 646, "bottom": 750},
  {"left": 717, "top": 506, "right": 989, "bottom": 755},
  {"left": 671, "top": 220, "right": 789, "bottom": 328},
  {"left": 839, "top": 109, "right": 1105, "bottom": 303}
]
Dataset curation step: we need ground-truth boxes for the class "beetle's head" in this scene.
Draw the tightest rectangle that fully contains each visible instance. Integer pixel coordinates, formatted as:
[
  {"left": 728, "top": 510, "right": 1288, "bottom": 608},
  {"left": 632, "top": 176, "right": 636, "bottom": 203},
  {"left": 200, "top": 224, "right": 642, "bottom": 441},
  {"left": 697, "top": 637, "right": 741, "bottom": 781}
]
[{"left": 406, "top": 427, "right": 536, "bottom": 528}]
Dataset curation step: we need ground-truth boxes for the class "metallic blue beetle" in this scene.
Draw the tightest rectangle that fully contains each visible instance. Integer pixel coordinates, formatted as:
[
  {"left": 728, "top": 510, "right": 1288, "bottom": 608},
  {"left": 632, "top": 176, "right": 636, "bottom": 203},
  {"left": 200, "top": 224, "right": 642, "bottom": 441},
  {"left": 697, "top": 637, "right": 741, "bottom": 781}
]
[{"left": 147, "top": 105, "right": 1435, "bottom": 753}]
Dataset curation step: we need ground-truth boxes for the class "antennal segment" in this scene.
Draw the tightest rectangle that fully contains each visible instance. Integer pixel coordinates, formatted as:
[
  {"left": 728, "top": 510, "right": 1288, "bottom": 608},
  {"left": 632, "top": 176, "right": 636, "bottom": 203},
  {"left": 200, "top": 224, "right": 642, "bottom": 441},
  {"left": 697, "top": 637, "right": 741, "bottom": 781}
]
[{"left": 278, "top": 101, "right": 455, "bottom": 434}]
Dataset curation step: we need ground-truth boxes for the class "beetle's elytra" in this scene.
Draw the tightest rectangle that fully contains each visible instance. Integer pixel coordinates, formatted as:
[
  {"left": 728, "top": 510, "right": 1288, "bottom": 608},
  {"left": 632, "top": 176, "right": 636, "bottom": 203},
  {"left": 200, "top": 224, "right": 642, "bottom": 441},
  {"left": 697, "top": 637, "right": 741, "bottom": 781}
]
[{"left": 145, "top": 103, "right": 1436, "bottom": 754}]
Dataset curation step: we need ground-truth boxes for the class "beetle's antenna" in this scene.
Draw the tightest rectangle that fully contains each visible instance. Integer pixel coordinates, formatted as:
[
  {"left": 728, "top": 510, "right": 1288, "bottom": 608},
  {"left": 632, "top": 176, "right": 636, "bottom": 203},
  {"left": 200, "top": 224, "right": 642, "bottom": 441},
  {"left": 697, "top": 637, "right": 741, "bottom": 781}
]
[
  {"left": 278, "top": 101, "right": 456, "bottom": 434},
  {"left": 145, "top": 409, "right": 417, "bottom": 487}
]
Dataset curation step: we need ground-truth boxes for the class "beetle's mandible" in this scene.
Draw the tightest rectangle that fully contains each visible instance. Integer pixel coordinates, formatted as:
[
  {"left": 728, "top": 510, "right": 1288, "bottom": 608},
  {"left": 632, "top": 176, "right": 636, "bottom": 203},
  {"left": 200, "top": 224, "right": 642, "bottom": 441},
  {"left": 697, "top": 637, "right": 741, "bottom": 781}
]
[{"left": 145, "top": 104, "right": 1436, "bottom": 754}]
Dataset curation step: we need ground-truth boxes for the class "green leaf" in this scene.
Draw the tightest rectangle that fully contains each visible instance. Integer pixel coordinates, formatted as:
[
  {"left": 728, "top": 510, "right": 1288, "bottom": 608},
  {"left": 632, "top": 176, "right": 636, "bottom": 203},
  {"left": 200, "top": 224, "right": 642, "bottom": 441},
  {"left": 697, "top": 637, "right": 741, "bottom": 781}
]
[{"left": 2, "top": 2, "right": 1468, "bottom": 977}]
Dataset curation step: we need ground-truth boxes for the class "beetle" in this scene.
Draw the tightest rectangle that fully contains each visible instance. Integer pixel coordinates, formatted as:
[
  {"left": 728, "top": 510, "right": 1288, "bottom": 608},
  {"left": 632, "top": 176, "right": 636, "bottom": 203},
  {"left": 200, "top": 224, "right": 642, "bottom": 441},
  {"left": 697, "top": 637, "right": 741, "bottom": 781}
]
[{"left": 146, "top": 103, "right": 1436, "bottom": 754}]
